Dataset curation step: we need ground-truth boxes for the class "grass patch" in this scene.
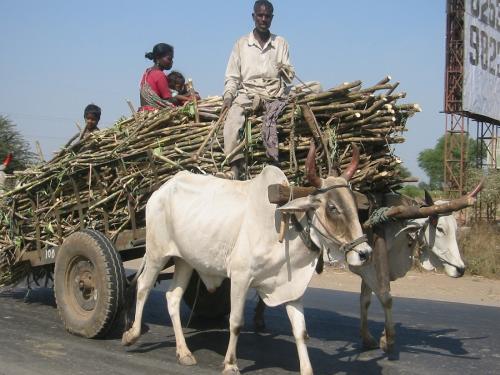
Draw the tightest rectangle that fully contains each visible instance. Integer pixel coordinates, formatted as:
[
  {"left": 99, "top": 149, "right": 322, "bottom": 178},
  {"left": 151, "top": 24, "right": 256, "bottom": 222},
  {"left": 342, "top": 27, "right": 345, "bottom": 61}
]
[{"left": 459, "top": 224, "right": 500, "bottom": 279}]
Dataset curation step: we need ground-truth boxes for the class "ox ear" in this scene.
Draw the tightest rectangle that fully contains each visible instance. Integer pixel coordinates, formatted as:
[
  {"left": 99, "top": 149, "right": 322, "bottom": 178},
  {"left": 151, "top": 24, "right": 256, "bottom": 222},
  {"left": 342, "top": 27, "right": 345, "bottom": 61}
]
[
  {"left": 420, "top": 255, "right": 436, "bottom": 271},
  {"left": 395, "top": 222, "right": 422, "bottom": 237},
  {"left": 423, "top": 190, "right": 439, "bottom": 226},
  {"left": 424, "top": 190, "right": 434, "bottom": 206},
  {"left": 277, "top": 196, "right": 320, "bottom": 213}
]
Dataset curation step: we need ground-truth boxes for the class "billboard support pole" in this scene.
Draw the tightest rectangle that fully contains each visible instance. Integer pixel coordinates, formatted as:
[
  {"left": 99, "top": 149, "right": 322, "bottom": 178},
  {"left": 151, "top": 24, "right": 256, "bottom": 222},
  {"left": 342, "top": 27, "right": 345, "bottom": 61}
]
[
  {"left": 475, "top": 121, "right": 499, "bottom": 221},
  {"left": 444, "top": 0, "right": 467, "bottom": 198},
  {"left": 444, "top": 114, "right": 468, "bottom": 198}
]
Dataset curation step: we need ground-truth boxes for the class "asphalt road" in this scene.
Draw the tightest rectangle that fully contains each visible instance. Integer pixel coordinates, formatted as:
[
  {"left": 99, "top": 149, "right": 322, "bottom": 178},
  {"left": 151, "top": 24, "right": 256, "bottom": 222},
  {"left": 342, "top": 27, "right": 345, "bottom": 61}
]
[{"left": 1, "top": 281, "right": 499, "bottom": 375}]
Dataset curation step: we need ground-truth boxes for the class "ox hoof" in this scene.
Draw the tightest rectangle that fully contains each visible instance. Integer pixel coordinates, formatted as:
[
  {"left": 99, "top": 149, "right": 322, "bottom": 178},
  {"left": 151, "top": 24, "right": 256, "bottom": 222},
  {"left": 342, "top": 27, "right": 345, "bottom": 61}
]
[
  {"left": 379, "top": 335, "right": 395, "bottom": 353},
  {"left": 178, "top": 352, "right": 197, "bottom": 366},
  {"left": 121, "top": 331, "right": 139, "bottom": 347},
  {"left": 222, "top": 367, "right": 240, "bottom": 375},
  {"left": 362, "top": 335, "right": 379, "bottom": 350}
]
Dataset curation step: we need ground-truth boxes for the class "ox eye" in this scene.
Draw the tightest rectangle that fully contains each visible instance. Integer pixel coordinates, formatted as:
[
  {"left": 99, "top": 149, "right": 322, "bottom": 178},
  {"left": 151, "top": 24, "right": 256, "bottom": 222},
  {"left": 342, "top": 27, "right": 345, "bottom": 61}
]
[
  {"left": 328, "top": 203, "right": 338, "bottom": 214},
  {"left": 436, "top": 226, "right": 445, "bottom": 234}
]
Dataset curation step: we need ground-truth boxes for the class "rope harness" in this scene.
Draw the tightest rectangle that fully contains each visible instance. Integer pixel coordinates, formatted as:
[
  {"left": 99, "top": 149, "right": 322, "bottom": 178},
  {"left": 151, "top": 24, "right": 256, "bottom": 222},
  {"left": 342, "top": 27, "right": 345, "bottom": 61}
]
[
  {"left": 364, "top": 206, "right": 396, "bottom": 227},
  {"left": 417, "top": 216, "right": 444, "bottom": 253},
  {"left": 289, "top": 183, "right": 368, "bottom": 258},
  {"left": 396, "top": 214, "right": 450, "bottom": 266}
]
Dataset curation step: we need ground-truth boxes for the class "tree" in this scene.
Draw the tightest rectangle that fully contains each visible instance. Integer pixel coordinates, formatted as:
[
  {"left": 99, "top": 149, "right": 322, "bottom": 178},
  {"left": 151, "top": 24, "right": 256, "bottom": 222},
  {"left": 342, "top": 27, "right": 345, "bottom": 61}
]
[
  {"left": 0, "top": 115, "right": 36, "bottom": 171},
  {"left": 417, "top": 135, "right": 482, "bottom": 190},
  {"left": 397, "top": 184, "right": 423, "bottom": 198},
  {"left": 466, "top": 167, "right": 500, "bottom": 222}
]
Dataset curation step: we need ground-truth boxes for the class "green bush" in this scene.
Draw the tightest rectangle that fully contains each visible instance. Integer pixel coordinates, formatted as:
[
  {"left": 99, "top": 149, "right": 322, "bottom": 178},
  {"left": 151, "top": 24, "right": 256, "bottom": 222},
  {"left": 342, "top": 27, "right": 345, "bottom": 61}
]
[
  {"left": 459, "top": 224, "right": 500, "bottom": 279},
  {"left": 397, "top": 185, "right": 423, "bottom": 198}
]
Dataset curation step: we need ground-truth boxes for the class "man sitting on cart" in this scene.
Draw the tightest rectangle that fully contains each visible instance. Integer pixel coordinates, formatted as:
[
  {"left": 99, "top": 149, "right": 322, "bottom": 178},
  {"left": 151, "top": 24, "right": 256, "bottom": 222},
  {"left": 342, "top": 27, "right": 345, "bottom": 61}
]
[{"left": 219, "top": 0, "right": 295, "bottom": 180}]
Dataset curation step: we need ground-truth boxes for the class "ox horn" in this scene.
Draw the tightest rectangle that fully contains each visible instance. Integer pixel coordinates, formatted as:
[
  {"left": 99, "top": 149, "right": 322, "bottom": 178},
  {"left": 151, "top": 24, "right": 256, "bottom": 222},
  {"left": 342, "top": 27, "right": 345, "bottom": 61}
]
[
  {"left": 467, "top": 177, "right": 484, "bottom": 198},
  {"left": 424, "top": 190, "right": 434, "bottom": 206},
  {"left": 3, "top": 153, "right": 12, "bottom": 167},
  {"left": 341, "top": 144, "right": 359, "bottom": 181},
  {"left": 306, "top": 141, "right": 322, "bottom": 188}
]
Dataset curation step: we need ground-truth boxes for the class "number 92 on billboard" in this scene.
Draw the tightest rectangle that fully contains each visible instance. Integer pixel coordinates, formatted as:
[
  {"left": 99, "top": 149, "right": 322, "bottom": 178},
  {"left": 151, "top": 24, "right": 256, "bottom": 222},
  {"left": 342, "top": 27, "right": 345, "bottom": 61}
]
[{"left": 464, "top": 0, "right": 500, "bottom": 122}]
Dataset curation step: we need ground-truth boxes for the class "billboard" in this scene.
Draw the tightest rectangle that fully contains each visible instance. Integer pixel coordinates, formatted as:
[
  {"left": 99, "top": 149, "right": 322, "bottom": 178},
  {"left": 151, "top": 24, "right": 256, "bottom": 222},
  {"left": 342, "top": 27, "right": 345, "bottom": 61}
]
[{"left": 463, "top": 0, "right": 500, "bottom": 123}]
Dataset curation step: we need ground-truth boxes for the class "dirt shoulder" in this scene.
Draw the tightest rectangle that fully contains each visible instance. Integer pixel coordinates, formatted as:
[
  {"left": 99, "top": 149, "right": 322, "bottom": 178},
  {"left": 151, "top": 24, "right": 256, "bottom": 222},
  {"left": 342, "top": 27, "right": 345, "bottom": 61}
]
[
  {"left": 125, "top": 259, "right": 500, "bottom": 307},
  {"left": 310, "top": 267, "right": 500, "bottom": 307}
]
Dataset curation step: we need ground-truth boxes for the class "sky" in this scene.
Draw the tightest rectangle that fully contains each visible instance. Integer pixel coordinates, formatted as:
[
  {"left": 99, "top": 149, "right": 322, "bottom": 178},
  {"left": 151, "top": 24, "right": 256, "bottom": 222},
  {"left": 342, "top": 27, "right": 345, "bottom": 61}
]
[{"left": 0, "top": 0, "right": 449, "bottom": 182}]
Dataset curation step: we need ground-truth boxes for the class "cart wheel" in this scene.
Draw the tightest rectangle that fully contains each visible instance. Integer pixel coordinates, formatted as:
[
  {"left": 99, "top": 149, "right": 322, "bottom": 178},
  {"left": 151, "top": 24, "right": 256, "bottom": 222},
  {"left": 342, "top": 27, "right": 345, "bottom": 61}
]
[
  {"left": 54, "top": 229, "right": 126, "bottom": 338},
  {"left": 183, "top": 271, "right": 231, "bottom": 319}
]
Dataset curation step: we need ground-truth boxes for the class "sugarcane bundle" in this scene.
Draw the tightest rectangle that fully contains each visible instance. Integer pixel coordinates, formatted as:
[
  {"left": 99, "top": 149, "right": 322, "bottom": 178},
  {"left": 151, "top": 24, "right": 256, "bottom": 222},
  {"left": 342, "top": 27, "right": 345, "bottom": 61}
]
[{"left": 0, "top": 77, "right": 420, "bottom": 286}]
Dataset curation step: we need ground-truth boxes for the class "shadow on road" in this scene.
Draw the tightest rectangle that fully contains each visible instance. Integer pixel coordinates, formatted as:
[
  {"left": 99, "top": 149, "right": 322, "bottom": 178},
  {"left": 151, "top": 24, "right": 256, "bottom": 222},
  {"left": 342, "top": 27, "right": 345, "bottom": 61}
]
[
  {"left": 0, "top": 286, "right": 56, "bottom": 307},
  {"left": 1, "top": 285, "right": 488, "bottom": 374},
  {"left": 122, "top": 287, "right": 483, "bottom": 374}
]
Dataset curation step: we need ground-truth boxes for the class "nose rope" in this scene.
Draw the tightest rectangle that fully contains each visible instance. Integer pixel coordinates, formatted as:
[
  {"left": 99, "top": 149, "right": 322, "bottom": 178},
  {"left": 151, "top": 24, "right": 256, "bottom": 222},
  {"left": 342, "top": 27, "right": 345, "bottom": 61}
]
[
  {"left": 418, "top": 219, "right": 434, "bottom": 249},
  {"left": 290, "top": 214, "right": 320, "bottom": 253}
]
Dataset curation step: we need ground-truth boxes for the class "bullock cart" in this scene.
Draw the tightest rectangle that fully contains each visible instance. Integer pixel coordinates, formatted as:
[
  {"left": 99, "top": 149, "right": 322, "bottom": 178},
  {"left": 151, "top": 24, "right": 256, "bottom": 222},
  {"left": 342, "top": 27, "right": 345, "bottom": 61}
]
[
  {"left": 0, "top": 77, "right": 421, "bottom": 338},
  {"left": 1, "top": 177, "right": 231, "bottom": 338}
]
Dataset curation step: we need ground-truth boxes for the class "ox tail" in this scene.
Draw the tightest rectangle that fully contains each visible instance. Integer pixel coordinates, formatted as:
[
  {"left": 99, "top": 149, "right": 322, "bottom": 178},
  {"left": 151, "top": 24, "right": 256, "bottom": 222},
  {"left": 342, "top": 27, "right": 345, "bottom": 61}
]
[
  {"left": 315, "top": 248, "right": 324, "bottom": 274},
  {"left": 128, "top": 257, "right": 146, "bottom": 286},
  {"left": 123, "top": 257, "right": 146, "bottom": 331}
]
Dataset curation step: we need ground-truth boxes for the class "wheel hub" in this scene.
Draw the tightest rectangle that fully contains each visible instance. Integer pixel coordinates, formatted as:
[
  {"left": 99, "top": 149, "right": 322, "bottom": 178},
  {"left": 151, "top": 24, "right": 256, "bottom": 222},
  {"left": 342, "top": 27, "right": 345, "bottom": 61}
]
[{"left": 69, "top": 258, "right": 98, "bottom": 311}]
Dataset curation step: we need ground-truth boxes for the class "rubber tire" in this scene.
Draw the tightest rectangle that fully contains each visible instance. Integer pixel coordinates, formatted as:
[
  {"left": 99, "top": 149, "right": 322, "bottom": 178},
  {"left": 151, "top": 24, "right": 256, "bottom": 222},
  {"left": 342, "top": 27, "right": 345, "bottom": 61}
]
[
  {"left": 54, "top": 229, "right": 126, "bottom": 338},
  {"left": 182, "top": 271, "right": 231, "bottom": 319}
]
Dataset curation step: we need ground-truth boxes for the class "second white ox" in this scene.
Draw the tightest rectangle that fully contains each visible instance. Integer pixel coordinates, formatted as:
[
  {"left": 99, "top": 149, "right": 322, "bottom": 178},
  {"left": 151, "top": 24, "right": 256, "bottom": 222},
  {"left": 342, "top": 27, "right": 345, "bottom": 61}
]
[
  {"left": 350, "top": 192, "right": 472, "bottom": 352},
  {"left": 122, "top": 144, "right": 372, "bottom": 375}
]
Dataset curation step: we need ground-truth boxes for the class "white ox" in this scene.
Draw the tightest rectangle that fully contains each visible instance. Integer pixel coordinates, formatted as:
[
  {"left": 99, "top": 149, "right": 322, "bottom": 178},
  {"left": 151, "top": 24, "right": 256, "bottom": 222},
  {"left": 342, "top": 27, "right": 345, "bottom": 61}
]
[
  {"left": 122, "top": 144, "right": 372, "bottom": 375},
  {"left": 350, "top": 194, "right": 467, "bottom": 352}
]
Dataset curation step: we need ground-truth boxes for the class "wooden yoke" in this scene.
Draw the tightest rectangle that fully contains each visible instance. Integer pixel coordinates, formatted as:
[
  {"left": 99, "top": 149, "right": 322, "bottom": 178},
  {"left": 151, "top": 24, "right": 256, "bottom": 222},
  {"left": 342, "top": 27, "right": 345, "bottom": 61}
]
[
  {"left": 360, "top": 195, "right": 475, "bottom": 230},
  {"left": 377, "top": 196, "right": 476, "bottom": 220}
]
